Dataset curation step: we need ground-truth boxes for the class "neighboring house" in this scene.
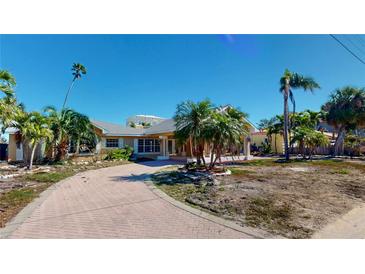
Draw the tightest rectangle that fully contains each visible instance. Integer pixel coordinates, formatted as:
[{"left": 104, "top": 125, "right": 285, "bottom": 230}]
[
  {"left": 7, "top": 127, "right": 45, "bottom": 162},
  {"left": 251, "top": 129, "right": 334, "bottom": 155},
  {"left": 250, "top": 131, "right": 285, "bottom": 154},
  {"left": 7, "top": 113, "right": 257, "bottom": 162},
  {"left": 126, "top": 115, "right": 165, "bottom": 128}
]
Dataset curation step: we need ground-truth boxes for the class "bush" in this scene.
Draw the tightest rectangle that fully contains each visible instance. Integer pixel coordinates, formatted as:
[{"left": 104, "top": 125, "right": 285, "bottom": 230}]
[{"left": 104, "top": 146, "right": 133, "bottom": 160}]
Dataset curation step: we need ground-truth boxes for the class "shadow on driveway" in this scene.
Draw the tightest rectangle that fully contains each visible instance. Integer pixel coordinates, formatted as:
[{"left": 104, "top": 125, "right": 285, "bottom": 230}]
[{"left": 108, "top": 160, "right": 183, "bottom": 183}]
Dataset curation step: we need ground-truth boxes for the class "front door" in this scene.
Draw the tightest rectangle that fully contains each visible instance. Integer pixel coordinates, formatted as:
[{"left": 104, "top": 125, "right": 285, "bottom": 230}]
[{"left": 16, "top": 142, "right": 23, "bottom": 161}]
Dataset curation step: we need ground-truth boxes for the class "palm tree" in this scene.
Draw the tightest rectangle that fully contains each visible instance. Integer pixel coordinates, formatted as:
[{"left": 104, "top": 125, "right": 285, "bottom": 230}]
[
  {"left": 279, "top": 69, "right": 320, "bottom": 160},
  {"left": 321, "top": 86, "right": 365, "bottom": 156},
  {"left": 68, "top": 112, "right": 97, "bottom": 154},
  {"left": 44, "top": 106, "right": 97, "bottom": 160},
  {"left": 205, "top": 109, "right": 249, "bottom": 169},
  {"left": 0, "top": 70, "right": 21, "bottom": 136},
  {"left": 62, "top": 63, "right": 87, "bottom": 109},
  {"left": 17, "top": 111, "right": 53, "bottom": 169},
  {"left": 174, "top": 99, "right": 213, "bottom": 165},
  {"left": 0, "top": 70, "right": 16, "bottom": 97}
]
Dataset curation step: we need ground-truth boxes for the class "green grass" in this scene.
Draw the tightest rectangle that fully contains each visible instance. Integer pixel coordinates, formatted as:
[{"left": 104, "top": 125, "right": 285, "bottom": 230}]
[
  {"left": 331, "top": 169, "right": 350, "bottom": 175},
  {"left": 24, "top": 171, "right": 76, "bottom": 183},
  {"left": 229, "top": 168, "right": 256, "bottom": 176},
  {"left": 0, "top": 189, "right": 37, "bottom": 207}
]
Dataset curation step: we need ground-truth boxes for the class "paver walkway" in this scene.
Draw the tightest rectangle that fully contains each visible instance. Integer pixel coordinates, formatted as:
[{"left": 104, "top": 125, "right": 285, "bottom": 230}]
[
  {"left": 1, "top": 161, "right": 258, "bottom": 239},
  {"left": 313, "top": 204, "right": 365, "bottom": 239}
]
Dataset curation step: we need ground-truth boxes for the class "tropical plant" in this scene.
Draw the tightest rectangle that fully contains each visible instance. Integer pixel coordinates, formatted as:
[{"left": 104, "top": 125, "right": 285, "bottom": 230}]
[
  {"left": 0, "top": 70, "right": 16, "bottom": 97},
  {"left": 104, "top": 146, "right": 133, "bottom": 160},
  {"left": 344, "top": 135, "right": 365, "bottom": 157},
  {"left": 62, "top": 63, "right": 87, "bottom": 109},
  {"left": 257, "top": 117, "right": 276, "bottom": 131},
  {"left": 260, "top": 115, "right": 283, "bottom": 154},
  {"left": 141, "top": 122, "right": 151, "bottom": 128},
  {"left": 0, "top": 70, "right": 23, "bottom": 136},
  {"left": 68, "top": 112, "right": 97, "bottom": 154},
  {"left": 291, "top": 126, "right": 329, "bottom": 159},
  {"left": 321, "top": 86, "right": 365, "bottom": 156},
  {"left": 16, "top": 111, "right": 53, "bottom": 169},
  {"left": 174, "top": 99, "right": 213, "bottom": 165},
  {"left": 204, "top": 108, "right": 250, "bottom": 168},
  {"left": 279, "top": 69, "right": 320, "bottom": 160},
  {"left": 44, "top": 106, "right": 97, "bottom": 161}
]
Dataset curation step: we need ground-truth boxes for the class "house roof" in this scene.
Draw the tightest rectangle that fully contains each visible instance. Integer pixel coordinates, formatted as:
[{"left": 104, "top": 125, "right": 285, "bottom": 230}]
[
  {"left": 93, "top": 113, "right": 257, "bottom": 137},
  {"left": 92, "top": 119, "right": 175, "bottom": 136},
  {"left": 5, "top": 127, "right": 19, "bottom": 134},
  {"left": 91, "top": 120, "right": 145, "bottom": 136},
  {"left": 144, "top": 119, "right": 175, "bottom": 135}
]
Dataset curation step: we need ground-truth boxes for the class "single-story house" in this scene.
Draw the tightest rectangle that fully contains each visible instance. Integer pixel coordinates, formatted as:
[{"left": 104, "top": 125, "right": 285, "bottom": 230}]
[
  {"left": 7, "top": 113, "right": 257, "bottom": 162},
  {"left": 92, "top": 114, "right": 257, "bottom": 160}
]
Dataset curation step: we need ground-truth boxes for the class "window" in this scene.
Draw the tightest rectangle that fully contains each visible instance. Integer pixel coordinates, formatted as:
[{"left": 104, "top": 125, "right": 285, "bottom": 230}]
[
  {"left": 138, "top": 139, "right": 144, "bottom": 153},
  {"left": 106, "top": 139, "right": 119, "bottom": 148},
  {"left": 137, "top": 139, "right": 160, "bottom": 153},
  {"left": 154, "top": 139, "right": 160, "bottom": 152}
]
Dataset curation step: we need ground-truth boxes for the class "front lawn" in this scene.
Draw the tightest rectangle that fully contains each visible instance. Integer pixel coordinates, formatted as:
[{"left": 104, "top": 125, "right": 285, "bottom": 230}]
[{"left": 152, "top": 159, "right": 365, "bottom": 238}]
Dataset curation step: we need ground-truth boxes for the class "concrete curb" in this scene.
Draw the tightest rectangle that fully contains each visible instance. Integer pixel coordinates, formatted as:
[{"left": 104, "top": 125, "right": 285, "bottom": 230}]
[
  {"left": 145, "top": 179, "right": 283, "bottom": 239},
  {"left": 0, "top": 180, "right": 67, "bottom": 239}
]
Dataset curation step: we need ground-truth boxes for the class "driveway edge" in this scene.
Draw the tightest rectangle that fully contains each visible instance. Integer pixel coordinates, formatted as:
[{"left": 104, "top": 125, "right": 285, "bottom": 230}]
[
  {"left": 0, "top": 181, "right": 65, "bottom": 239},
  {"left": 145, "top": 180, "right": 282, "bottom": 239},
  {"left": 0, "top": 163, "right": 132, "bottom": 239}
]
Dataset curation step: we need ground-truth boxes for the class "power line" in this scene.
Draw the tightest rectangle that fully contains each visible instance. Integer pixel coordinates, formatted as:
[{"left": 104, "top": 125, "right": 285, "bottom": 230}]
[
  {"left": 343, "top": 35, "right": 365, "bottom": 56},
  {"left": 330, "top": 34, "right": 365, "bottom": 65}
]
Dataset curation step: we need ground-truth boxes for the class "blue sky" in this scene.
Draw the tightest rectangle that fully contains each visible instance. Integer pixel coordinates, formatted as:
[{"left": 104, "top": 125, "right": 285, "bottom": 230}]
[{"left": 1, "top": 34, "right": 365, "bottom": 126}]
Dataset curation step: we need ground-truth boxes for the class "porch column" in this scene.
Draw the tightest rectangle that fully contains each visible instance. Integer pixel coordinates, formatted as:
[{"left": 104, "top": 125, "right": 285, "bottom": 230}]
[
  {"left": 245, "top": 136, "right": 252, "bottom": 160},
  {"left": 157, "top": 136, "right": 169, "bottom": 160}
]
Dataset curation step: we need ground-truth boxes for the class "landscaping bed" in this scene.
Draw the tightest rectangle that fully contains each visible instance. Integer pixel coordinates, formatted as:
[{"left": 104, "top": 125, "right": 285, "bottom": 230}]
[
  {"left": 0, "top": 160, "right": 130, "bottom": 227},
  {"left": 152, "top": 159, "right": 365, "bottom": 238}
]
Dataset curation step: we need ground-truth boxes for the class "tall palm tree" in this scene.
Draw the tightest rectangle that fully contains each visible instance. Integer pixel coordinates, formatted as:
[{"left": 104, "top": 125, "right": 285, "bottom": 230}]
[
  {"left": 0, "top": 70, "right": 16, "bottom": 97},
  {"left": 62, "top": 63, "right": 87, "bottom": 109},
  {"left": 321, "top": 86, "right": 365, "bottom": 156},
  {"left": 279, "top": 69, "right": 320, "bottom": 160},
  {"left": 17, "top": 111, "right": 53, "bottom": 169},
  {"left": 174, "top": 99, "right": 213, "bottom": 164}
]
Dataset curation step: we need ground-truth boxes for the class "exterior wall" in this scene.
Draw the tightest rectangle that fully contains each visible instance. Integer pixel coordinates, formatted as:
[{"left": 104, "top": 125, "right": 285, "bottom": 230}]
[
  {"left": 8, "top": 133, "right": 46, "bottom": 162},
  {"left": 250, "top": 132, "right": 284, "bottom": 154}
]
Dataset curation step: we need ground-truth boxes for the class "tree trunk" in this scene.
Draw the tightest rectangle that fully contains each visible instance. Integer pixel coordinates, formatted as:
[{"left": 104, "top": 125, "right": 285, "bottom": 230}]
[
  {"left": 333, "top": 128, "right": 346, "bottom": 156},
  {"left": 75, "top": 138, "right": 80, "bottom": 155},
  {"left": 62, "top": 78, "right": 75, "bottom": 109},
  {"left": 29, "top": 144, "right": 37, "bottom": 170},
  {"left": 209, "top": 144, "right": 215, "bottom": 169},
  {"left": 200, "top": 144, "right": 206, "bottom": 167},
  {"left": 274, "top": 134, "right": 277, "bottom": 154},
  {"left": 283, "top": 84, "right": 290, "bottom": 160},
  {"left": 189, "top": 136, "right": 194, "bottom": 159}
]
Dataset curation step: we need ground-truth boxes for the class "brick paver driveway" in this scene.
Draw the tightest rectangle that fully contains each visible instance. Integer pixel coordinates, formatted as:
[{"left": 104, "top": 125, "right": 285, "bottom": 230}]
[{"left": 2, "top": 161, "right": 257, "bottom": 238}]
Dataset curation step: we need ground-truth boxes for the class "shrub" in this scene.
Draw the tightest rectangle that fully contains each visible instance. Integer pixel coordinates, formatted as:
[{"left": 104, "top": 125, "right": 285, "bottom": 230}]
[{"left": 105, "top": 145, "right": 133, "bottom": 160}]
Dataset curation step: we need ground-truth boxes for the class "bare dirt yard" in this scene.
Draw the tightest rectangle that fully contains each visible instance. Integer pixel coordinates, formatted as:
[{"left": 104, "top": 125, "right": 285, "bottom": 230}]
[
  {"left": 0, "top": 160, "right": 130, "bottom": 228},
  {"left": 152, "top": 159, "right": 365, "bottom": 238}
]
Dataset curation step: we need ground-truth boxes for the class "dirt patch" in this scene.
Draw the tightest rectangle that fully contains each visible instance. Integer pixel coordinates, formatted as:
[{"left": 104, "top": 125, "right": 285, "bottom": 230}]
[{"left": 153, "top": 159, "right": 365, "bottom": 238}]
